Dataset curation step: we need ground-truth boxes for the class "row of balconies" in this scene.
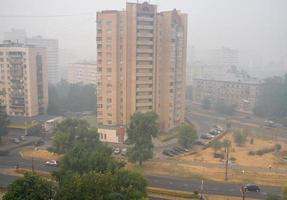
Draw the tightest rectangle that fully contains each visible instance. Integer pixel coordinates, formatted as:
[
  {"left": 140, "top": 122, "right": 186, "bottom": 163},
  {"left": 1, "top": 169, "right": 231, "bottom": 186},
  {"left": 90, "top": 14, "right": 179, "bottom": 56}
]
[{"left": 137, "top": 16, "right": 154, "bottom": 22}]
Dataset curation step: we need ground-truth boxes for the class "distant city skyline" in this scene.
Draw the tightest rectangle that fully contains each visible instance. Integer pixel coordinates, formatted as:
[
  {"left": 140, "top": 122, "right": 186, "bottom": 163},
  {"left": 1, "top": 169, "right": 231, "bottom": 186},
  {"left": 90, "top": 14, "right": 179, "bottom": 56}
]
[{"left": 0, "top": 0, "right": 286, "bottom": 72}]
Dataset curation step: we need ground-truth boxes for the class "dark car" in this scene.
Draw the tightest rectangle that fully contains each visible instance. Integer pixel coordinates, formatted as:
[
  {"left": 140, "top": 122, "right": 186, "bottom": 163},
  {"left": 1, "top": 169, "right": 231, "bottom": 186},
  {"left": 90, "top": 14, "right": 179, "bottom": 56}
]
[
  {"left": 173, "top": 147, "right": 185, "bottom": 153},
  {"left": 35, "top": 139, "right": 45, "bottom": 146},
  {"left": 244, "top": 184, "right": 260, "bottom": 192},
  {"left": 162, "top": 149, "right": 174, "bottom": 157}
]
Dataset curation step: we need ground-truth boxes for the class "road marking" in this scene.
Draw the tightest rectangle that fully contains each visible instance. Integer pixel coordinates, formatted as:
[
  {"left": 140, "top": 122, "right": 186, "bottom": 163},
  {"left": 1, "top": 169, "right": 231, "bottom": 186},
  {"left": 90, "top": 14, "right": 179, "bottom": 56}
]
[{"left": 168, "top": 181, "right": 173, "bottom": 185}]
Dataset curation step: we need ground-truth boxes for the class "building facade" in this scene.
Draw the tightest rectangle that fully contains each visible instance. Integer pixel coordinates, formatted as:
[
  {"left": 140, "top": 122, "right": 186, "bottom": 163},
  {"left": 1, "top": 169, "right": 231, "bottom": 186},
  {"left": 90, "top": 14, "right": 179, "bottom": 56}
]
[
  {"left": 192, "top": 74, "right": 261, "bottom": 113},
  {"left": 26, "top": 36, "right": 59, "bottom": 83},
  {"left": 67, "top": 62, "right": 97, "bottom": 85},
  {"left": 0, "top": 41, "right": 48, "bottom": 117},
  {"left": 97, "top": 2, "right": 187, "bottom": 143}
]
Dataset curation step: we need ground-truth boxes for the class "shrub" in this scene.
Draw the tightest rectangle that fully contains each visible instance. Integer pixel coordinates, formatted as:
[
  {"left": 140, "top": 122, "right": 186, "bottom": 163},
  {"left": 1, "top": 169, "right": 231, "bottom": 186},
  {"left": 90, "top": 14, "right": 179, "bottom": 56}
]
[
  {"left": 248, "top": 151, "right": 255, "bottom": 156},
  {"left": 230, "top": 157, "right": 236, "bottom": 161},
  {"left": 214, "top": 153, "right": 224, "bottom": 159}
]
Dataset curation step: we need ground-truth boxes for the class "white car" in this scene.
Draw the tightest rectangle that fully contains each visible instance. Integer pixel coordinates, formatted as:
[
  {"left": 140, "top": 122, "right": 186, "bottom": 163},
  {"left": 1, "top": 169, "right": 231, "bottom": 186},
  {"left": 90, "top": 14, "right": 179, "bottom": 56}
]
[
  {"left": 45, "top": 160, "right": 59, "bottom": 167},
  {"left": 113, "top": 148, "right": 121, "bottom": 155}
]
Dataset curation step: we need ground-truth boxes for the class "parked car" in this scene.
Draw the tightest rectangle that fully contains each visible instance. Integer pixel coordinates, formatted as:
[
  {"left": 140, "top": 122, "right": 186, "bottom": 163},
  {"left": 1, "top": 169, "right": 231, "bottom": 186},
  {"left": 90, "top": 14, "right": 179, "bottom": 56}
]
[
  {"left": 45, "top": 160, "right": 59, "bottom": 167},
  {"left": 162, "top": 149, "right": 174, "bottom": 157},
  {"left": 113, "top": 148, "right": 121, "bottom": 155},
  {"left": 214, "top": 125, "right": 223, "bottom": 131},
  {"left": 200, "top": 133, "right": 214, "bottom": 140},
  {"left": 209, "top": 129, "right": 220, "bottom": 136},
  {"left": 35, "top": 139, "right": 45, "bottom": 146},
  {"left": 173, "top": 147, "right": 185, "bottom": 153},
  {"left": 20, "top": 136, "right": 25, "bottom": 141},
  {"left": 194, "top": 139, "right": 207, "bottom": 146},
  {"left": 11, "top": 138, "right": 20, "bottom": 144},
  {"left": 244, "top": 184, "right": 260, "bottom": 192},
  {"left": 169, "top": 149, "right": 180, "bottom": 156},
  {"left": 121, "top": 148, "right": 127, "bottom": 156}
]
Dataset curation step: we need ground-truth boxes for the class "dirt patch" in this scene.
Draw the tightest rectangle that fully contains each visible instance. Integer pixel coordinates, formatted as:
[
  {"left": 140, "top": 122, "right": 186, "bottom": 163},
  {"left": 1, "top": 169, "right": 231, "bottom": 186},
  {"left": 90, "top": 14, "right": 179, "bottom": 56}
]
[{"left": 21, "top": 148, "right": 62, "bottom": 161}]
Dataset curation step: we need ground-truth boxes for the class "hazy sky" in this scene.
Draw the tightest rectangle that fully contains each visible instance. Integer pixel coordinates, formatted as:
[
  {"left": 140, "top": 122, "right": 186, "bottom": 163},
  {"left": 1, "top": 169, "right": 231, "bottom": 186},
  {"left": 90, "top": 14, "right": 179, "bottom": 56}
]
[{"left": 0, "top": 0, "right": 286, "bottom": 64}]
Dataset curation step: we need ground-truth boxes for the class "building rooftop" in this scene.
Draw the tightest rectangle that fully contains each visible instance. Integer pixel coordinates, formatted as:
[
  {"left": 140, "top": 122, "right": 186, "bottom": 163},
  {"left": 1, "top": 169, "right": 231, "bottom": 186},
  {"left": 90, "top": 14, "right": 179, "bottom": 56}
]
[
  {"left": 0, "top": 40, "right": 35, "bottom": 48},
  {"left": 194, "top": 67, "right": 262, "bottom": 85}
]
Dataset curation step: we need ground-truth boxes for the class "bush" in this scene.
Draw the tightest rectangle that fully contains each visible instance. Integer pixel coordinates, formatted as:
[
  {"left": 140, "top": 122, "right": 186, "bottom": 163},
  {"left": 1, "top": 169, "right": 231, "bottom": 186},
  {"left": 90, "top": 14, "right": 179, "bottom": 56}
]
[
  {"left": 233, "top": 131, "right": 247, "bottom": 146},
  {"left": 250, "top": 138, "right": 254, "bottom": 144},
  {"left": 249, "top": 145, "right": 278, "bottom": 156},
  {"left": 214, "top": 153, "right": 224, "bottom": 159},
  {"left": 230, "top": 157, "right": 236, "bottom": 161},
  {"left": 266, "top": 193, "right": 281, "bottom": 200},
  {"left": 275, "top": 144, "right": 282, "bottom": 152}
]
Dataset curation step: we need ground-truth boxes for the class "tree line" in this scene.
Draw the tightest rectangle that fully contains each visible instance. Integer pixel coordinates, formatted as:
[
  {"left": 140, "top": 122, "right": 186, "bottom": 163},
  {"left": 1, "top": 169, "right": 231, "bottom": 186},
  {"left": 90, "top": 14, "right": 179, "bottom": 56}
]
[
  {"left": 254, "top": 74, "right": 287, "bottom": 120},
  {"left": 47, "top": 81, "right": 97, "bottom": 115}
]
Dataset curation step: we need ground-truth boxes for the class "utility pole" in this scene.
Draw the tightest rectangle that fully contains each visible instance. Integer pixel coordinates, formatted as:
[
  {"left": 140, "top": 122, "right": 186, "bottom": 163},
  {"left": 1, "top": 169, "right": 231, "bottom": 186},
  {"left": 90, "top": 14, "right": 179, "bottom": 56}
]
[
  {"left": 225, "top": 145, "right": 229, "bottom": 181},
  {"left": 200, "top": 179, "right": 204, "bottom": 200},
  {"left": 31, "top": 157, "right": 34, "bottom": 172},
  {"left": 240, "top": 186, "right": 246, "bottom": 200}
]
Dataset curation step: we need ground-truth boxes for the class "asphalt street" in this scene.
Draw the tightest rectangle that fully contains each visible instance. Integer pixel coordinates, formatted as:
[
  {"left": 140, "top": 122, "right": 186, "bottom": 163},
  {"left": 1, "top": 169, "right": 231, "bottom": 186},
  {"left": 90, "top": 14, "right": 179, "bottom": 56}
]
[
  {"left": 0, "top": 145, "right": 282, "bottom": 200},
  {"left": 147, "top": 175, "right": 281, "bottom": 199}
]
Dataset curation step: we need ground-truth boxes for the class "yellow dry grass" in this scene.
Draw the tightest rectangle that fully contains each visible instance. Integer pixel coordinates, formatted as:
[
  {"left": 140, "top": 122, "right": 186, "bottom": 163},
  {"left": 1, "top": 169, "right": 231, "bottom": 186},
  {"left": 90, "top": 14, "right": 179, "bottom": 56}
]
[
  {"left": 180, "top": 133, "right": 287, "bottom": 169},
  {"left": 141, "top": 159, "right": 287, "bottom": 187},
  {"left": 21, "top": 148, "right": 62, "bottom": 161}
]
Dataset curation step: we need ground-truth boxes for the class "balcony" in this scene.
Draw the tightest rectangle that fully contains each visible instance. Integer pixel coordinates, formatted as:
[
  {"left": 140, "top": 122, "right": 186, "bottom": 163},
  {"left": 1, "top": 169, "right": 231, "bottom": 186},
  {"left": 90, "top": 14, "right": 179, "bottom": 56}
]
[
  {"left": 137, "top": 80, "right": 152, "bottom": 84},
  {"left": 137, "top": 40, "right": 153, "bottom": 45},
  {"left": 136, "top": 72, "right": 152, "bottom": 77},
  {"left": 137, "top": 16, "right": 154, "bottom": 22},
  {"left": 136, "top": 64, "right": 153, "bottom": 69},
  {"left": 137, "top": 32, "right": 153, "bottom": 37},
  {"left": 136, "top": 95, "right": 153, "bottom": 99},
  {"left": 136, "top": 87, "right": 152, "bottom": 92},
  {"left": 136, "top": 102, "right": 153, "bottom": 107},
  {"left": 137, "top": 25, "right": 154, "bottom": 30},
  {"left": 136, "top": 48, "right": 153, "bottom": 53},
  {"left": 136, "top": 56, "right": 153, "bottom": 61}
]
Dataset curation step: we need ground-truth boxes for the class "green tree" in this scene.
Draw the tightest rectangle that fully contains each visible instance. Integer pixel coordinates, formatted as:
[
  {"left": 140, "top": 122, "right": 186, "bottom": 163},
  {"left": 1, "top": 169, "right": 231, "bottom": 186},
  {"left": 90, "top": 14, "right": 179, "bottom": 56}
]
[
  {"left": 50, "top": 119, "right": 99, "bottom": 153},
  {"left": 127, "top": 112, "right": 159, "bottom": 166},
  {"left": 3, "top": 173, "right": 54, "bottom": 200},
  {"left": 55, "top": 170, "right": 147, "bottom": 200},
  {"left": 222, "top": 139, "right": 231, "bottom": 148},
  {"left": 0, "top": 101, "right": 9, "bottom": 143},
  {"left": 56, "top": 143, "right": 124, "bottom": 180},
  {"left": 254, "top": 74, "right": 287, "bottom": 118},
  {"left": 47, "top": 81, "right": 97, "bottom": 115},
  {"left": 266, "top": 193, "right": 281, "bottom": 200},
  {"left": 209, "top": 140, "right": 223, "bottom": 153},
  {"left": 178, "top": 124, "right": 198, "bottom": 148},
  {"left": 233, "top": 131, "right": 247, "bottom": 146}
]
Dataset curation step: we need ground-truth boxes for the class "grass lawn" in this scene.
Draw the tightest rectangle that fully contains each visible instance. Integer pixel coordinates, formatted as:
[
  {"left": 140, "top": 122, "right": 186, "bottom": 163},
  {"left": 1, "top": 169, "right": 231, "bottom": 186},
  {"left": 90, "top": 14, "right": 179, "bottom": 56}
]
[{"left": 21, "top": 148, "right": 62, "bottom": 161}]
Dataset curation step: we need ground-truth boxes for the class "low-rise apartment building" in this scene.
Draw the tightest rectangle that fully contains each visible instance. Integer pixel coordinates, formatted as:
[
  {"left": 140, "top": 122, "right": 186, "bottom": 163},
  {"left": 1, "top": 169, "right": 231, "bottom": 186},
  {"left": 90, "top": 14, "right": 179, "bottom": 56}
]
[
  {"left": 192, "top": 73, "right": 261, "bottom": 113},
  {"left": 67, "top": 62, "right": 97, "bottom": 85},
  {"left": 0, "top": 41, "right": 48, "bottom": 117}
]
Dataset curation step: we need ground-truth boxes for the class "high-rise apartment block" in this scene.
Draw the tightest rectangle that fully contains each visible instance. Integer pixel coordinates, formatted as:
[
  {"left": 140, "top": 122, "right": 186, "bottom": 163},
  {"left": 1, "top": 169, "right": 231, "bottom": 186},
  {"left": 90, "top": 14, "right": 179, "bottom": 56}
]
[
  {"left": 97, "top": 2, "right": 187, "bottom": 143},
  {"left": 26, "top": 36, "right": 59, "bottom": 83},
  {"left": 0, "top": 41, "right": 48, "bottom": 117},
  {"left": 67, "top": 62, "right": 97, "bottom": 85}
]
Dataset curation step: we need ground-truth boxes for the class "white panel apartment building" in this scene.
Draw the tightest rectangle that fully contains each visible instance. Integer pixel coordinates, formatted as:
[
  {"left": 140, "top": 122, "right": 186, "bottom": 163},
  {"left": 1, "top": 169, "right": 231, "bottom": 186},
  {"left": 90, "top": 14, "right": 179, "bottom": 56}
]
[
  {"left": 67, "top": 62, "right": 97, "bottom": 85},
  {"left": 26, "top": 36, "right": 59, "bottom": 83}
]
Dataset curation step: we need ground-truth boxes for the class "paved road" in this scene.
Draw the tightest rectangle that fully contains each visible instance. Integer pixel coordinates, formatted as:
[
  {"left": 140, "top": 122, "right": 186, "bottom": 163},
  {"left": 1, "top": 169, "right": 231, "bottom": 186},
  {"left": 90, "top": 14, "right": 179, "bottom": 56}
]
[{"left": 147, "top": 175, "right": 281, "bottom": 199}]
